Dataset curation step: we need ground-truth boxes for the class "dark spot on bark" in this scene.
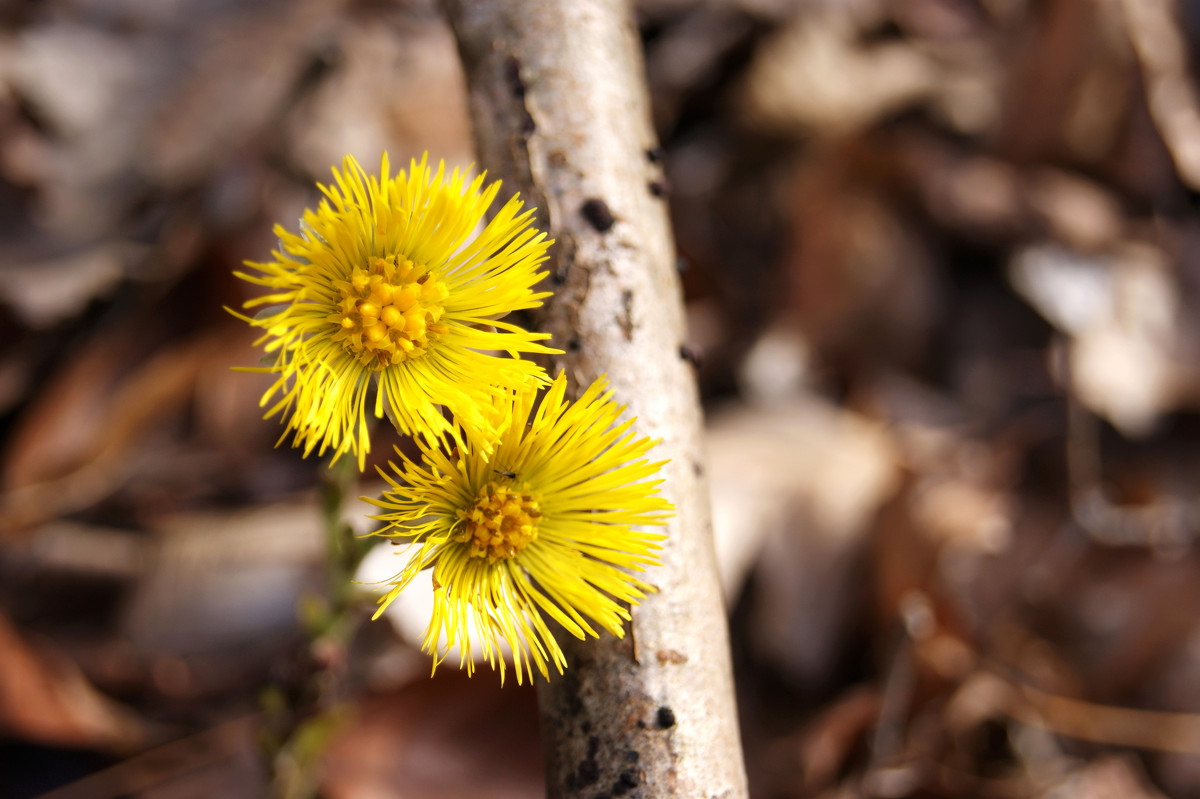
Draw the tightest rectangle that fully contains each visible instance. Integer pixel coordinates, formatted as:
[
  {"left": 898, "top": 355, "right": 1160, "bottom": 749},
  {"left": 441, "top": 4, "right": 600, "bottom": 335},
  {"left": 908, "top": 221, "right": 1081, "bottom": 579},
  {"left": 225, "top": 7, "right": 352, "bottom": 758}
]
[
  {"left": 648, "top": 179, "right": 669, "bottom": 198},
  {"left": 505, "top": 56, "right": 526, "bottom": 100},
  {"left": 646, "top": 146, "right": 664, "bottom": 163},
  {"left": 504, "top": 55, "right": 535, "bottom": 134},
  {"left": 581, "top": 720, "right": 592, "bottom": 734},
  {"left": 625, "top": 749, "right": 639, "bottom": 762},
  {"left": 693, "top": 460, "right": 705, "bottom": 477},
  {"left": 656, "top": 648, "right": 689, "bottom": 665},
  {"left": 562, "top": 668, "right": 584, "bottom": 717},
  {"left": 551, "top": 233, "right": 576, "bottom": 285},
  {"left": 656, "top": 706, "right": 676, "bottom": 729},
  {"left": 679, "top": 345, "right": 701, "bottom": 367},
  {"left": 618, "top": 290, "right": 634, "bottom": 341},
  {"left": 636, "top": 720, "right": 646, "bottom": 729},
  {"left": 587, "top": 736, "right": 600, "bottom": 759},
  {"left": 567, "top": 336, "right": 581, "bottom": 352},
  {"left": 612, "top": 769, "right": 640, "bottom": 795},
  {"left": 581, "top": 198, "right": 616, "bottom": 232},
  {"left": 568, "top": 757, "right": 600, "bottom": 790}
]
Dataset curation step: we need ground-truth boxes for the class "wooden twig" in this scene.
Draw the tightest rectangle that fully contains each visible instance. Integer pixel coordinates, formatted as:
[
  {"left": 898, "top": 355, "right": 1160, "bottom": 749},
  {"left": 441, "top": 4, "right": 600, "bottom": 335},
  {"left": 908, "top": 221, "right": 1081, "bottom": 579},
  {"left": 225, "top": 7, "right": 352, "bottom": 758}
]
[
  {"left": 1009, "top": 677, "right": 1200, "bottom": 756},
  {"left": 443, "top": 1, "right": 749, "bottom": 796}
]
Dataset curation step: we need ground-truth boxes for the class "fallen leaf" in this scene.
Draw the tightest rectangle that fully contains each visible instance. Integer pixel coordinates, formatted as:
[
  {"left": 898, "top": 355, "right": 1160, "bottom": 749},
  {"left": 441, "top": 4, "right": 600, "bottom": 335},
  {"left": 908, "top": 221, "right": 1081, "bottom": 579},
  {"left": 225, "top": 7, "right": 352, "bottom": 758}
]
[{"left": 0, "top": 611, "right": 144, "bottom": 752}]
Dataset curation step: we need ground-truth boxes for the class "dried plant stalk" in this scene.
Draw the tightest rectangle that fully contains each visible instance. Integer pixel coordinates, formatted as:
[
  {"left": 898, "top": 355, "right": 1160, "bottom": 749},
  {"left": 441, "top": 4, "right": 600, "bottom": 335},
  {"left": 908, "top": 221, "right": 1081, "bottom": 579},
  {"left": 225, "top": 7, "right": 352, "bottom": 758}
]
[{"left": 444, "top": 0, "right": 749, "bottom": 796}]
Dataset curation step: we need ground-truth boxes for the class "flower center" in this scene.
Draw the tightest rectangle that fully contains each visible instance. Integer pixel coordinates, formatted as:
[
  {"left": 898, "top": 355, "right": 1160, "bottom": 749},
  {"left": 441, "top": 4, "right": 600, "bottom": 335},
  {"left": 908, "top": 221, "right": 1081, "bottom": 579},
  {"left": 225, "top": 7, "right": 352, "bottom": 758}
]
[
  {"left": 458, "top": 481, "right": 541, "bottom": 562},
  {"left": 329, "top": 255, "right": 450, "bottom": 369}
]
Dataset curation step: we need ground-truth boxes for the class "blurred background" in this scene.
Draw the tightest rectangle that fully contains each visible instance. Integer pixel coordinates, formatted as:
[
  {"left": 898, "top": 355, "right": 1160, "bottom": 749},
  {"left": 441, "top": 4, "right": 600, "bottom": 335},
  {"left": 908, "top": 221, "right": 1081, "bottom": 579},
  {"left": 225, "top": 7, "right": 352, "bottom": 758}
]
[{"left": 3, "top": 0, "right": 1200, "bottom": 796}]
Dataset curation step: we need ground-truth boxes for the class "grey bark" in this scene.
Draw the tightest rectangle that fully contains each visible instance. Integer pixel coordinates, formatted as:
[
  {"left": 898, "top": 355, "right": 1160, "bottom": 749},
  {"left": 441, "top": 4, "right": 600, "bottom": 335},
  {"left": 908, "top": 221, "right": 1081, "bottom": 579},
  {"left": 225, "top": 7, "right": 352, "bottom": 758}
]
[{"left": 444, "top": 1, "right": 750, "bottom": 797}]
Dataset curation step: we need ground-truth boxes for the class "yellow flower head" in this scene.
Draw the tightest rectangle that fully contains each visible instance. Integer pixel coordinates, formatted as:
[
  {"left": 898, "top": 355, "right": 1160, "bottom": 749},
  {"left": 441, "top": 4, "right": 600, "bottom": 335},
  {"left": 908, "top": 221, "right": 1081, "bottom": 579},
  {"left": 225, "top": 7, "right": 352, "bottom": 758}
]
[
  {"left": 234, "top": 153, "right": 558, "bottom": 469},
  {"left": 370, "top": 373, "right": 673, "bottom": 684}
]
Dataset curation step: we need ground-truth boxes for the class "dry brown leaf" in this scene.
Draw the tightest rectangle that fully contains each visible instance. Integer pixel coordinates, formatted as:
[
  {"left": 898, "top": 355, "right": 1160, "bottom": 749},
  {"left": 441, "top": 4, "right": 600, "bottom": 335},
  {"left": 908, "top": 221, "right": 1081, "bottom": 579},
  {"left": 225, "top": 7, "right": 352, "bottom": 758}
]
[
  {"left": 1, "top": 326, "right": 257, "bottom": 534},
  {"left": 144, "top": 0, "right": 349, "bottom": 186},
  {"left": 707, "top": 396, "right": 899, "bottom": 684},
  {"left": 321, "top": 671, "right": 542, "bottom": 799},
  {"left": 122, "top": 503, "right": 325, "bottom": 656},
  {"left": 284, "top": 14, "right": 473, "bottom": 176},
  {"left": 0, "top": 611, "right": 144, "bottom": 752},
  {"left": 1041, "top": 757, "right": 1168, "bottom": 799}
]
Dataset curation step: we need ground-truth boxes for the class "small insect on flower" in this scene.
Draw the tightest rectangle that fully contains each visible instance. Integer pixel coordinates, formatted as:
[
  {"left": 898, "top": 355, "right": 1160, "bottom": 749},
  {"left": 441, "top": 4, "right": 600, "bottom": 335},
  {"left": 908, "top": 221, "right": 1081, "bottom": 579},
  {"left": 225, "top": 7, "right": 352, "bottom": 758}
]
[
  {"left": 231, "top": 153, "right": 558, "bottom": 469},
  {"left": 370, "top": 373, "right": 673, "bottom": 684}
]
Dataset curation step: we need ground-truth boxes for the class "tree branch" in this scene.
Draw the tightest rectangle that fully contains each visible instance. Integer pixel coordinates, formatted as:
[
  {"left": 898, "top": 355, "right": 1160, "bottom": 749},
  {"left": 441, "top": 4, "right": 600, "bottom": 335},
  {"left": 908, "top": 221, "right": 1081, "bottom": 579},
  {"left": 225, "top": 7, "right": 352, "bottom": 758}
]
[{"left": 444, "top": 1, "right": 749, "bottom": 796}]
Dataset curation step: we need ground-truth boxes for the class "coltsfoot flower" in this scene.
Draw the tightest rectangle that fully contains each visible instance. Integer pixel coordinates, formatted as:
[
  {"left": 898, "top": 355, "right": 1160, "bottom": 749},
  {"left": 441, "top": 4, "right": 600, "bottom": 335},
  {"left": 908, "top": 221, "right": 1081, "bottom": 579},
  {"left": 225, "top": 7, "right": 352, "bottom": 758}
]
[
  {"left": 370, "top": 373, "right": 673, "bottom": 683},
  {"left": 233, "top": 153, "right": 557, "bottom": 469}
]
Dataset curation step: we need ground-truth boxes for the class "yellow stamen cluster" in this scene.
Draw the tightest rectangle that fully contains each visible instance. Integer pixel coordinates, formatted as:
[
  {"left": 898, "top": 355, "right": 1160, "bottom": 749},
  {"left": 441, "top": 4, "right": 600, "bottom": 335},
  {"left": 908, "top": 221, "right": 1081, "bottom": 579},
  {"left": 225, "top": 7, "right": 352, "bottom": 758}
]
[
  {"left": 457, "top": 482, "right": 542, "bottom": 562},
  {"left": 329, "top": 255, "right": 450, "bottom": 369}
]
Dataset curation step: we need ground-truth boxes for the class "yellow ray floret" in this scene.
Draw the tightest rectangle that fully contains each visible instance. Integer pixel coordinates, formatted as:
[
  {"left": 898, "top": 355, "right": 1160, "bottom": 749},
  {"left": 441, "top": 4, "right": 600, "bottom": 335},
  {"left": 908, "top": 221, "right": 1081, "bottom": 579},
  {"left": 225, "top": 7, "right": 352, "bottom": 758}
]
[
  {"left": 369, "top": 372, "right": 674, "bottom": 684},
  {"left": 232, "top": 152, "right": 559, "bottom": 469}
]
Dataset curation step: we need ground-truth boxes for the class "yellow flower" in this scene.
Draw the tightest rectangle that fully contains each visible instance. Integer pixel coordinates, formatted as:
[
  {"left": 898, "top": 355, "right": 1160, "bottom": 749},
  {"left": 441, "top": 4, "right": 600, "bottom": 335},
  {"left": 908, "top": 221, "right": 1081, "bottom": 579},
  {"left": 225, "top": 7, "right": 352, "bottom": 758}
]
[
  {"left": 233, "top": 153, "right": 557, "bottom": 469},
  {"left": 370, "top": 373, "right": 673, "bottom": 684}
]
